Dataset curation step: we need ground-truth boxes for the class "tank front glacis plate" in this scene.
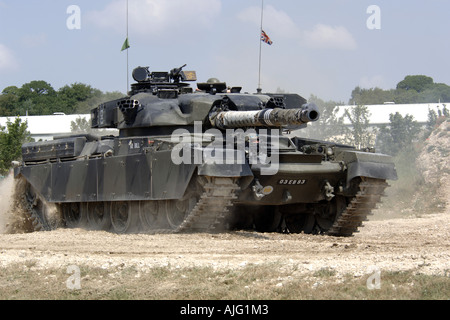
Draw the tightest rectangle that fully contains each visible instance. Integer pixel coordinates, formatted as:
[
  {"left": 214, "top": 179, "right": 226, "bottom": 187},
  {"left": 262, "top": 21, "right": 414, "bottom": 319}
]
[{"left": 237, "top": 160, "right": 346, "bottom": 205}]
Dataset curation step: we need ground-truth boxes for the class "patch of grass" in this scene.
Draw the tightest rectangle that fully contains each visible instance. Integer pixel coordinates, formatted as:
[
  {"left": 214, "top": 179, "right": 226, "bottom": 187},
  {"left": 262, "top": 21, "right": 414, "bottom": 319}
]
[
  {"left": 313, "top": 267, "right": 337, "bottom": 278},
  {"left": 0, "top": 263, "right": 448, "bottom": 300}
]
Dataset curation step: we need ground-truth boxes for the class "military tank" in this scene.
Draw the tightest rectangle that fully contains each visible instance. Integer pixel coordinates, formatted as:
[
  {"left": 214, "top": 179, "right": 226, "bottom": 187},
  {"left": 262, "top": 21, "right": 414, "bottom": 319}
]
[{"left": 14, "top": 64, "right": 397, "bottom": 236}]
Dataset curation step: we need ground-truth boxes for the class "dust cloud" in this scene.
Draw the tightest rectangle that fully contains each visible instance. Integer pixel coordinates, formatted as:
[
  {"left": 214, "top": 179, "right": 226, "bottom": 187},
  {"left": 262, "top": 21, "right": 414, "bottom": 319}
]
[
  {"left": 0, "top": 174, "right": 31, "bottom": 234},
  {"left": 0, "top": 173, "right": 16, "bottom": 233}
]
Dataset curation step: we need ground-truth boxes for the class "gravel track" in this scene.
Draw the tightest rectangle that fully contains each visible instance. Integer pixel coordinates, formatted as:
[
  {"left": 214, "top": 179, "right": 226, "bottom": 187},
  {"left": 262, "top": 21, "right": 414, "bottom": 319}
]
[{"left": 0, "top": 209, "right": 448, "bottom": 277}]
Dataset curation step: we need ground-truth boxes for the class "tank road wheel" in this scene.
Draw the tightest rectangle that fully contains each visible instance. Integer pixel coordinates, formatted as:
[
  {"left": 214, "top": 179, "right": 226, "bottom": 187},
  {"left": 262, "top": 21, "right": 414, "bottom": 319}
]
[
  {"left": 227, "top": 205, "right": 255, "bottom": 230},
  {"left": 110, "top": 201, "right": 139, "bottom": 234},
  {"left": 86, "top": 202, "right": 111, "bottom": 231},
  {"left": 166, "top": 192, "right": 200, "bottom": 230},
  {"left": 284, "top": 213, "right": 316, "bottom": 234},
  {"left": 62, "top": 203, "right": 86, "bottom": 228},
  {"left": 253, "top": 206, "right": 282, "bottom": 233},
  {"left": 139, "top": 201, "right": 164, "bottom": 231},
  {"left": 314, "top": 196, "right": 348, "bottom": 233},
  {"left": 165, "top": 175, "right": 203, "bottom": 231}
]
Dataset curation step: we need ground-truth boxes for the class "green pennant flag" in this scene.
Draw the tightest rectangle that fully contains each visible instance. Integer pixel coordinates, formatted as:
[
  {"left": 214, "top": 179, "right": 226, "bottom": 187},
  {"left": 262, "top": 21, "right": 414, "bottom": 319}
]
[{"left": 121, "top": 37, "right": 130, "bottom": 51}]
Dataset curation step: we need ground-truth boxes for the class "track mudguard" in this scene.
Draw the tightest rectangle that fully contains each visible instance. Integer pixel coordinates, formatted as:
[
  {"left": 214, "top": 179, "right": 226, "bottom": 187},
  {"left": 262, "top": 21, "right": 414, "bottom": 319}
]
[{"left": 337, "top": 150, "right": 398, "bottom": 181}]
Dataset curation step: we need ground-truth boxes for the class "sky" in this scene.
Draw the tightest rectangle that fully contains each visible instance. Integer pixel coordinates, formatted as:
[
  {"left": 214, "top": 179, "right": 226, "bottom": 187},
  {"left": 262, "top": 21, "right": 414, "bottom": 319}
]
[{"left": 0, "top": 0, "right": 449, "bottom": 103}]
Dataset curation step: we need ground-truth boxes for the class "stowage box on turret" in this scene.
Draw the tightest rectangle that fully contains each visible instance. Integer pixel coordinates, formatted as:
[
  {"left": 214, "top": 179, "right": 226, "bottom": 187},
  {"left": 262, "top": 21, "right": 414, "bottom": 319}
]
[{"left": 14, "top": 64, "right": 397, "bottom": 236}]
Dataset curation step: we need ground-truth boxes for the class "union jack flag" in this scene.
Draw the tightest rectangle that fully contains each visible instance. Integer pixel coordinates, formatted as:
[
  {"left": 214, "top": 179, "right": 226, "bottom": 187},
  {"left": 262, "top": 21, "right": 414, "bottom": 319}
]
[{"left": 261, "top": 30, "right": 273, "bottom": 45}]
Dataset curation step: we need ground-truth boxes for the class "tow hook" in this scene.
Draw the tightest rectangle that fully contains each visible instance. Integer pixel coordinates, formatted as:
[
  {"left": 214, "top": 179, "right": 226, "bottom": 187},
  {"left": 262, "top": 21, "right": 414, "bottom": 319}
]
[
  {"left": 323, "top": 181, "right": 335, "bottom": 201},
  {"left": 252, "top": 180, "right": 265, "bottom": 200},
  {"left": 252, "top": 180, "right": 274, "bottom": 200}
]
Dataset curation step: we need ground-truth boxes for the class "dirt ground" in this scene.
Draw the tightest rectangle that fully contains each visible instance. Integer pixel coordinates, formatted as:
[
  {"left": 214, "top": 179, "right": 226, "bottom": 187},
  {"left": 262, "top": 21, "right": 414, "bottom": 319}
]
[{"left": 0, "top": 207, "right": 448, "bottom": 279}]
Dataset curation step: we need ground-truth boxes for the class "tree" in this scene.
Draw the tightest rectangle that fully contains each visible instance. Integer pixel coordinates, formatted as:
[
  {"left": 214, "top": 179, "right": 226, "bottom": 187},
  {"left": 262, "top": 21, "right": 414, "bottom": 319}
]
[
  {"left": 419, "top": 83, "right": 450, "bottom": 103},
  {"left": 349, "top": 87, "right": 395, "bottom": 105},
  {"left": 11, "top": 80, "right": 59, "bottom": 115},
  {"left": 424, "top": 105, "right": 450, "bottom": 138},
  {"left": 392, "top": 88, "right": 419, "bottom": 104},
  {"left": 376, "top": 112, "right": 421, "bottom": 155},
  {"left": 349, "top": 75, "right": 449, "bottom": 105},
  {"left": 443, "top": 104, "right": 450, "bottom": 117},
  {"left": 2, "top": 86, "right": 21, "bottom": 96},
  {"left": 58, "top": 83, "right": 101, "bottom": 114},
  {"left": 0, "top": 90, "right": 19, "bottom": 116},
  {"left": 20, "top": 80, "right": 56, "bottom": 98},
  {"left": 0, "top": 81, "right": 125, "bottom": 116},
  {"left": 343, "top": 105, "right": 376, "bottom": 149},
  {"left": 396, "top": 75, "right": 434, "bottom": 92},
  {"left": 70, "top": 117, "right": 91, "bottom": 133},
  {"left": 0, "top": 117, "right": 32, "bottom": 175},
  {"left": 0, "top": 80, "right": 124, "bottom": 116},
  {"left": 426, "top": 108, "right": 438, "bottom": 134},
  {"left": 73, "top": 91, "right": 124, "bottom": 114}
]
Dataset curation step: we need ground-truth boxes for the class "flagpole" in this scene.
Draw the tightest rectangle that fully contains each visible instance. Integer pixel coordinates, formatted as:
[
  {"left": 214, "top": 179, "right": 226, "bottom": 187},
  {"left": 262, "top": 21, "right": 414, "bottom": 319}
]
[
  {"left": 126, "top": 0, "right": 129, "bottom": 94},
  {"left": 257, "top": 0, "right": 264, "bottom": 93}
]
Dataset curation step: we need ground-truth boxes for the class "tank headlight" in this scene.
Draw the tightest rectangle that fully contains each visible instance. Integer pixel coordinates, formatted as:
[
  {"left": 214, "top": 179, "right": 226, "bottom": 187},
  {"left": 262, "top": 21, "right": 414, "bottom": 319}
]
[{"left": 326, "top": 147, "right": 334, "bottom": 156}]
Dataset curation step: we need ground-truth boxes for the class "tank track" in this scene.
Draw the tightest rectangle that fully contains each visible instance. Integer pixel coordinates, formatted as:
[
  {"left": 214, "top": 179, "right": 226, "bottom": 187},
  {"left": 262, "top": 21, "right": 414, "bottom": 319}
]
[
  {"left": 326, "top": 177, "right": 389, "bottom": 237},
  {"left": 22, "top": 184, "right": 60, "bottom": 232},
  {"left": 156, "top": 177, "right": 240, "bottom": 234},
  {"left": 17, "top": 177, "right": 388, "bottom": 236},
  {"left": 23, "top": 193, "right": 46, "bottom": 232}
]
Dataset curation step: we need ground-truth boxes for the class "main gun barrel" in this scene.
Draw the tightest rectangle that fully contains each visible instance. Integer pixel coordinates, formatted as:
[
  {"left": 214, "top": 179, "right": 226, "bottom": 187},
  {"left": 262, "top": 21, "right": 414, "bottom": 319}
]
[{"left": 211, "top": 103, "right": 320, "bottom": 129}]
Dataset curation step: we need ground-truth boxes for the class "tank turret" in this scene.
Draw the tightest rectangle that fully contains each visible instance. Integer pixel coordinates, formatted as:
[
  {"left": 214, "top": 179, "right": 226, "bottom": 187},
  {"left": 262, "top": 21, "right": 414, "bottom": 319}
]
[{"left": 90, "top": 64, "right": 317, "bottom": 135}]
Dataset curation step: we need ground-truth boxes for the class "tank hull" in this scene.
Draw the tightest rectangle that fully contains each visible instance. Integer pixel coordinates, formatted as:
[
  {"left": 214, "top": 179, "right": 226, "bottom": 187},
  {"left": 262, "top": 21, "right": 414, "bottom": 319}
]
[{"left": 14, "top": 134, "right": 396, "bottom": 236}]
